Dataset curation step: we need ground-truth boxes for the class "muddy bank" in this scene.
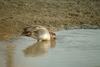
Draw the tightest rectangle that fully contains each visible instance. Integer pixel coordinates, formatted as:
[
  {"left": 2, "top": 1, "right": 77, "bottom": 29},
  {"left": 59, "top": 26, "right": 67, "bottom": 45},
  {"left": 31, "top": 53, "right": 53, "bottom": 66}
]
[{"left": 0, "top": 0, "right": 100, "bottom": 34}]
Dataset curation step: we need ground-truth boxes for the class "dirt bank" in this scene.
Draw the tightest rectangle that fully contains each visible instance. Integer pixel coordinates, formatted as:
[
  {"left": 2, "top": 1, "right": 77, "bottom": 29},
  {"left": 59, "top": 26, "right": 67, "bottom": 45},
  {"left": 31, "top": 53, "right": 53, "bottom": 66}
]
[{"left": 0, "top": 0, "right": 100, "bottom": 34}]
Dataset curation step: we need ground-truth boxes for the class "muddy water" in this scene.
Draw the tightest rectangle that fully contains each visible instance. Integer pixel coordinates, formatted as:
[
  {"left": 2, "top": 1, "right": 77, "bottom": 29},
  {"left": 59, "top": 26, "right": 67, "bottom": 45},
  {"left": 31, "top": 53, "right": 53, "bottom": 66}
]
[{"left": 0, "top": 29, "right": 100, "bottom": 67}]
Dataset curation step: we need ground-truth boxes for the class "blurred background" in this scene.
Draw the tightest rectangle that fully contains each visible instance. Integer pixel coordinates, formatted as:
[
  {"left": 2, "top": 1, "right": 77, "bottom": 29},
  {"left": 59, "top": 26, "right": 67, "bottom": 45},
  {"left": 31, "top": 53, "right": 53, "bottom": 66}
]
[{"left": 0, "top": 0, "right": 100, "bottom": 34}]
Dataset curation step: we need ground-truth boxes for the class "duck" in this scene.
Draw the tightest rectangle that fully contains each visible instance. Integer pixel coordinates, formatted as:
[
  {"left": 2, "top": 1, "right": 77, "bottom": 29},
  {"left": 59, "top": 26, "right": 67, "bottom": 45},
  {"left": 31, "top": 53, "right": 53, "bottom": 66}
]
[{"left": 22, "top": 25, "right": 56, "bottom": 41}]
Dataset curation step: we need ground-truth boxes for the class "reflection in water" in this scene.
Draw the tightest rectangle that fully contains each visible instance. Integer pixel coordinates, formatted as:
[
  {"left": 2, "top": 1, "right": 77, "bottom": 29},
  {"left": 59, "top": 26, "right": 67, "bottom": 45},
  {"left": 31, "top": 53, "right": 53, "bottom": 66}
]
[
  {"left": 50, "top": 39, "right": 56, "bottom": 48},
  {"left": 6, "top": 44, "right": 15, "bottom": 67},
  {"left": 23, "top": 40, "right": 56, "bottom": 57},
  {"left": 0, "top": 38, "right": 56, "bottom": 67},
  {"left": 0, "top": 42, "right": 15, "bottom": 67}
]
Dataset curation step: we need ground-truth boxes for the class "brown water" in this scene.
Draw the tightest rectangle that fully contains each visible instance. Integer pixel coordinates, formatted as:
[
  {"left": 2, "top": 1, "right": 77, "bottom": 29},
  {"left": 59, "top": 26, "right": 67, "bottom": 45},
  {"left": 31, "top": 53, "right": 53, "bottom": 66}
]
[{"left": 0, "top": 29, "right": 100, "bottom": 67}]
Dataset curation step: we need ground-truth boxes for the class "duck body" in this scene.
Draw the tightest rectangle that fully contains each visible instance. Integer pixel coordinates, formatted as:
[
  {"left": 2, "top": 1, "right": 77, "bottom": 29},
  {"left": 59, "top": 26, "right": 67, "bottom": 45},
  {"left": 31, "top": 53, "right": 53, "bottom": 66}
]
[
  {"left": 22, "top": 25, "right": 56, "bottom": 41},
  {"left": 33, "top": 26, "right": 51, "bottom": 41}
]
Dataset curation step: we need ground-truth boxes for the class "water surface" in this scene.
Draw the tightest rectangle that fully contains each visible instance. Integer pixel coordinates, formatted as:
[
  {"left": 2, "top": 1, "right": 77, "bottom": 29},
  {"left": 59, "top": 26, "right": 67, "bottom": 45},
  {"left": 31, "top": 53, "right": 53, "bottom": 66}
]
[{"left": 0, "top": 29, "right": 100, "bottom": 67}]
